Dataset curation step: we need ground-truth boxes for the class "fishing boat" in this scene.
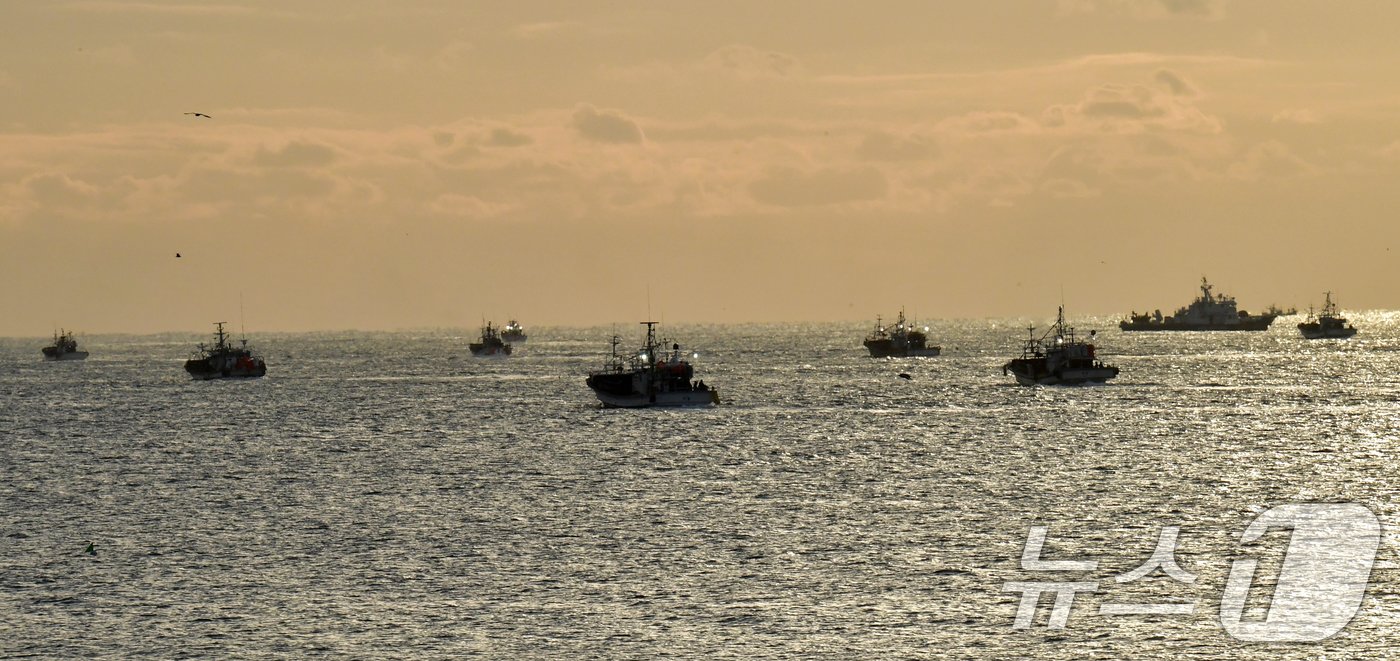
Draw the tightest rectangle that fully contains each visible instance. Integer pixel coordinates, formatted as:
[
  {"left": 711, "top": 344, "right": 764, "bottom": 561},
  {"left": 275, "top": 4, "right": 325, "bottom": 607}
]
[
  {"left": 469, "top": 322, "right": 512, "bottom": 357},
  {"left": 1121, "top": 277, "right": 1289, "bottom": 331},
  {"left": 41, "top": 329, "right": 89, "bottom": 361},
  {"left": 184, "top": 322, "right": 266, "bottom": 379},
  {"left": 863, "top": 309, "right": 941, "bottom": 357},
  {"left": 1298, "top": 292, "right": 1358, "bottom": 339},
  {"left": 1003, "top": 307, "right": 1118, "bottom": 386},
  {"left": 501, "top": 320, "right": 528, "bottom": 343},
  {"left": 585, "top": 322, "right": 719, "bottom": 408}
]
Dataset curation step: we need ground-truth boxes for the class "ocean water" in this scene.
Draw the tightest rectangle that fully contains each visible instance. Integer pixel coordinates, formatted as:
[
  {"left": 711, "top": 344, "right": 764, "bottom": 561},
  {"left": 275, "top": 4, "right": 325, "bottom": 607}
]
[{"left": 2, "top": 315, "right": 1399, "bottom": 659}]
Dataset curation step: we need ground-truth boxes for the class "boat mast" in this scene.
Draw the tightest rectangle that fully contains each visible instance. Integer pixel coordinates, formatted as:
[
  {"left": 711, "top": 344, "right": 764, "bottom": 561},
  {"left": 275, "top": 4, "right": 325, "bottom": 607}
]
[
  {"left": 640, "top": 321, "right": 658, "bottom": 360},
  {"left": 640, "top": 321, "right": 660, "bottom": 398}
]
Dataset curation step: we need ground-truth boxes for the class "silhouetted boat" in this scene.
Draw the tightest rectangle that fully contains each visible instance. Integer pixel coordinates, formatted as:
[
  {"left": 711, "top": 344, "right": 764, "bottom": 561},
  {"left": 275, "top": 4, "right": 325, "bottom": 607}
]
[
  {"left": 1298, "top": 292, "right": 1357, "bottom": 339},
  {"left": 501, "top": 320, "right": 528, "bottom": 343},
  {"left": 184, "top": 322, "right": 266, "bottom": 379},
  {"left": 469, "top": 322, "right": 512, "bottom": 357},
  {"left": 586, "top": 322, "right": 718, "bottom": 408},
  {"left": 1004, "top": 307, "right": 1118, "bottom": 385},
  {"left": 41, "top": 329, "right": 88, "bottom": 361},
  {"left": 863, "top": 309, "right": 941, "bottom": 357},
  {"left": 1121, "top": 277, "right": 1289, "bottom": 331}
]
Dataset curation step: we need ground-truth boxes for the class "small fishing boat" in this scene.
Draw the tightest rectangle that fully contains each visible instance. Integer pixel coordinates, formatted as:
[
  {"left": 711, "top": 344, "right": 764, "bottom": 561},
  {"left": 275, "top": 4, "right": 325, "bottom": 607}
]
[
  {"left": 1298, "top": 292, "right": 1357, "bottom": 339},
  {"left": 470, "top": 322, "right": 512, "bottom": 357},
  {"left": 42, "top": 329, "right": 89, "bottom": 361},
  {"left": 586, "top": 322, "right": 718, "bottom": 408},
  {"left": 863, "top": 309, "right": 941, "bottom": 357},
  {"left": 1004, "top": 307, "right": 1118, "bottom": 386},
  {"left": 501, "top": 320, "right": 528, "bottom": 343},
  {"left": 184, "top": 322, "right": 266, "bottom": 379}
]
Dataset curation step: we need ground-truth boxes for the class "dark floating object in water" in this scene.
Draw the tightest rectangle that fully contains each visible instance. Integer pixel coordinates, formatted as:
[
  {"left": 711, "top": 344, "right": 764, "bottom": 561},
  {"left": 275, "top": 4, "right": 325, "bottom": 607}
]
[
  {"left": 175, "top": 252, "right": 181, "bottom": 258},
  {"left": 898, "top": 373, "right": 912, "bottom": 380},
  {"left": 83, "top": 542, "right": 96, "bottom": 556}
]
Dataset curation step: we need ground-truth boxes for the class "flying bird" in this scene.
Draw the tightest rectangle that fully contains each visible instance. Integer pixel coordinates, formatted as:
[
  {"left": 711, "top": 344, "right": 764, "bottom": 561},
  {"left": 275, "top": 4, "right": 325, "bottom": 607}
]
[{"left": 184, "top": 112, "right": 211, "bottom": 119}]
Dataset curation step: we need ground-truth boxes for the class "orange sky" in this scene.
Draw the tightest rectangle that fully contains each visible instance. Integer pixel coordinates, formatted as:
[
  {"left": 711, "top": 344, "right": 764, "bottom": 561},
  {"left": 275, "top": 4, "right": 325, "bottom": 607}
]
[{"left": 3, "top": 1, "right": 1399, "bottom": 334}]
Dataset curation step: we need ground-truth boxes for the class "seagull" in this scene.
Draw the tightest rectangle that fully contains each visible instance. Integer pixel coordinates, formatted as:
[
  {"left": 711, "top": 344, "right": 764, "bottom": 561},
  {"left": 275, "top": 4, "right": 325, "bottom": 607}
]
[{"left": 184, "top": 112, "right": 211, "bottom": 119}]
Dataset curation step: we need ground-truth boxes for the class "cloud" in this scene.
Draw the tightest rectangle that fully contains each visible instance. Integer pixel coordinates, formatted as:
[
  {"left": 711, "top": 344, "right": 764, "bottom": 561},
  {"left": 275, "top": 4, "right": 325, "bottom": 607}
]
[
  {"left": 427, "top": 193, "right": 514, "bottom": 219},
  {"left": 937, "top": 111, "right": 1039, "bottom": 136},
  {"left": 1040, "top": 178, "right": 1101, "bottom": 199},
  {"left": 819, "top": 52, "right": 1269, "bottom": 90},
  {"left": 571, "top": 104, "right": 644, "bottom": 144},
  {"left": 76, "top": 44, "right": 137, "bottom": 67},
  {"left": 1056, "top": 0, "right": 1224, "bottom": 19},
  {"left": 1, "top": 78, "right": 1379, "bottom": 237},
  {"left": 1157, "top": 0, "right": 1219, "bottom": 17},
  {"left": 1154, "top": 68, "right": 1197, "bottom": 97},
  {"left": 1043, "top": 79, "right": 1221, "bottom": 133},
  {"left": 857, "top": 131, "right": 939, "bottom": 161},
  {"left": 486, "top": 128, "right": 533, "bottom": 147},
  {"left": 702, "top": 45, "right": 803, "bottom": 81},
  {"left": 1272, "top": 109, "right": 1320, "bottom": 125},
  {"left": 61, "top": 1, "right": 293, "bottom": 18},
  {"left": 24, "top": 172, "right": 101, "bottom": 206},
  {"left": 1082, "top": 87, "right": 1164, "bottom": 119},
  {"left": 1227, "top": 141, "right": 1316, "bottom": 181},
  {"left": 432, "top": 41, "right": 473, "bottom": 71},
  {"left": 512, "top": 21, "right": 578, "bottom": 39},
  {"left": 253, "top": 141, "right": 339, "bottom": 168},
  {"left": 604, "top": 44, "right": 804, "bottom": 88},
  {"left": 749, "top": 167, "right": 888, "bottom": 207}
]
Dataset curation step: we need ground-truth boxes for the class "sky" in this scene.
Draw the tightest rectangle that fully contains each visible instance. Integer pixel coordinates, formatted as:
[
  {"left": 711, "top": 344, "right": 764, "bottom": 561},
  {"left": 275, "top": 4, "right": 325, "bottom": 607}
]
[{"left": 3, "top": 0, "right": 1400, "bottom": 334}]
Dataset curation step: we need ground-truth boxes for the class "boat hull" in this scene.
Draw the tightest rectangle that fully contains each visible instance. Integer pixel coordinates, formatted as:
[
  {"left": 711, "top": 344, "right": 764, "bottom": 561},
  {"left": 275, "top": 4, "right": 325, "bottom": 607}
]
[
  {"left": 469, "top": 343, "right": 511, "bottom": 356},
  {"left": 586, "top": 372, "right": 717, "bottom": 408},
  {"left": 42, "top": 350, "right": 89, "bottom": 361},
  {"left": 864, "top": 340, "right": 942, "bottom": 357},
  {"left": 501, "top": 333, "right": 527, "bottom": 343},
  {"left": 1119, "top": 318, "right": 1276, "bottom": 331},
  {"left": 1004, "top": 360, "right": 1118, "bottom": 386},
  {"left": 184, "top": 358, "right": 266, "bottom": 380},
  {"left": 1298, "top": 326, "right": 1357, "bottom": 339},
  {"left": 590, "top": 388, "right": 719, "bottom": 408}
]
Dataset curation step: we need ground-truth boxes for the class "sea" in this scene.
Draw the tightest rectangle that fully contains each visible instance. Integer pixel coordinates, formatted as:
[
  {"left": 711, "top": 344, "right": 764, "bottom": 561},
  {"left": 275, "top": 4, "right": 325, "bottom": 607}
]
[{"left": 2, "top": 315, "right": 1399, "bottom": 659}]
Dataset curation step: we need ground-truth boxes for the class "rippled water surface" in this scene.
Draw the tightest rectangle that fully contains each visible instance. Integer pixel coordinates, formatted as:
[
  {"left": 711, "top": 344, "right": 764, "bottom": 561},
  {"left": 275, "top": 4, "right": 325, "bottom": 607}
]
[{"left": 3, "top": 315, "right": 1400, "bottom": 658}]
